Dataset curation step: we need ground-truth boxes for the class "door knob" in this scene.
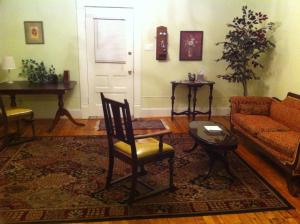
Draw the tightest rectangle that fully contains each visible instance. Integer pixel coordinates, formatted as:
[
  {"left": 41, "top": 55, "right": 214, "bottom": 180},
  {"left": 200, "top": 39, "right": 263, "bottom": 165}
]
[{"left": 128, "top": 70, "right": 132, "bottom": 75}]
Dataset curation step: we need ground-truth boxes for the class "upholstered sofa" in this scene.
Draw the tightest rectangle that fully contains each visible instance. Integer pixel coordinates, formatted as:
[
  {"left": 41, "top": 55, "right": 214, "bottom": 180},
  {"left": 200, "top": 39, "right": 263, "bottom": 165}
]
[{"left": 230, "top": 92, "right": 300, "bottom": 196}]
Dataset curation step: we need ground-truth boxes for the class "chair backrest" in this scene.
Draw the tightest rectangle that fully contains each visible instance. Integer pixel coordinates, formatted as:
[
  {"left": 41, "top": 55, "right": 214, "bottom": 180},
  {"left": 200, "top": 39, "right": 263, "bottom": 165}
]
[{"left": 101, "top": 93, "right": 137, "bottom": 159}]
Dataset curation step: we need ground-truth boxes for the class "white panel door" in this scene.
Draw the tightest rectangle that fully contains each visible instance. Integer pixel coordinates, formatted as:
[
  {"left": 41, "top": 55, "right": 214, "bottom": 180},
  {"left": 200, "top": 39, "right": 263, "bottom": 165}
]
[{"left": 85, "top": 7, "right": 134, "bottom": 116}]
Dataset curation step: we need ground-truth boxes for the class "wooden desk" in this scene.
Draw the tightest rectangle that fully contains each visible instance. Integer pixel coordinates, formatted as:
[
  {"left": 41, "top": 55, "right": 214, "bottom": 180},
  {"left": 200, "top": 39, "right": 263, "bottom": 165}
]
[
  {"left": 171, "top": 80, "right": 215, "bottom": 120},
  {"left": 0, "top": 81, "right": 85, "bottom": 132}
]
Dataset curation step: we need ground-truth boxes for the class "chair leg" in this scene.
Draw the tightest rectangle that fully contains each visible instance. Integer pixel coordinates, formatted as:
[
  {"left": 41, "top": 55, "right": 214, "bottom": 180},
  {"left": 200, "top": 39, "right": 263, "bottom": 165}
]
[
  {"left": 139, "top": 164, "right": 147, "bottom": 175},
  {"left": 1, "top": 123, "right": 9, "bottom": 150},
  {"left": 31, "top": 113, "right": 36, "bottom": 139},
  {"left": 128, "top": 164, "right": 138, "bottom": 204},
  {"left": 105, "top": 154, "right": 114, "bottom": 189},
  {"left": 16, "top": 120, "right": 21, "bottom": 137},
  {"left": 287, "top": 176, "right": 300, "bottom": 196},
  {"left": 168, "top": 157, "right": 175, "bottom": 191}
]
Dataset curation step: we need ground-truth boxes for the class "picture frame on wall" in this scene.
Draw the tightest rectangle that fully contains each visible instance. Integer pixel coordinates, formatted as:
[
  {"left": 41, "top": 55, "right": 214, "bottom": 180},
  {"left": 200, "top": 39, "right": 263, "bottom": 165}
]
[
  {"left": 179, "top": 31, "right": 203, "bottom": 60},
  {"left": 24, "top": 21, "right": 44, "bottom": 44}
]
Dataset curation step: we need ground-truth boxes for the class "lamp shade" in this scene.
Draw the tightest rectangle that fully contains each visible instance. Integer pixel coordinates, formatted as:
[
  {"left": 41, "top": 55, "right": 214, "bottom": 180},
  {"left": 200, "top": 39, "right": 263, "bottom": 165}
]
[{"left": 1, "top": 56, "right": 16, "bottom": 70}]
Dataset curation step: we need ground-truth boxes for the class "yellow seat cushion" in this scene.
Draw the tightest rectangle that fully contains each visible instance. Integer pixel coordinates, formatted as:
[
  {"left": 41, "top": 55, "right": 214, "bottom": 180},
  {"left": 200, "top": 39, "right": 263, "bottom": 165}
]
[
  {"left": 114, "top": 137, "right": 174, "bottom": 159},
  {"left": 5, "top": 107, "right": 33, "bottom": 118}
]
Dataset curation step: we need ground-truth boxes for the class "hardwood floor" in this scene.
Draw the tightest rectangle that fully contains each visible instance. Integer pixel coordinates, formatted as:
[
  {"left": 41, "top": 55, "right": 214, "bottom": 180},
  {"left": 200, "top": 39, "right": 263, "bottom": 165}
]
[{"left": 2, "top": 116, "right": 300, "bottom": 224}]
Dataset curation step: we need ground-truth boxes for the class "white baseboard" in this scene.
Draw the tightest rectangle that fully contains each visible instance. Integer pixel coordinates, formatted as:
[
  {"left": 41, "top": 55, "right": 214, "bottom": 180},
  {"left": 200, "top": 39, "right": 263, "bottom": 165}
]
[
  {"left": 35, "top": 107, "right": 229, "bottom": 119},
  {"left": 140, "top": 107, "right": 230, "bottom": 117}
]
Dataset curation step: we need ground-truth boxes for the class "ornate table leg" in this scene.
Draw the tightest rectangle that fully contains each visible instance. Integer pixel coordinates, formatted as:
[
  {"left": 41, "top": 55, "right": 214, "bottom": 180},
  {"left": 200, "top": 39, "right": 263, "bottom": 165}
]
[
  {"left": 208, "top": 84, "right": 214, "bottom": 120},
  {"left": 192, "top": 147, "right": 236, "bottom": 186},
  {"left": 171, "top": 83, "right": 176, "bottom": 120},
  {"left": 187, "top": 86, "right": 192, "bottom": 119},
  {"left": 192, "top": 86, "right": 198, "bottom": 120},
  {"left": 48, "top": 93, "right": 85, "bottom": 132},
  {"left": 10, "top": 94, "right": 16, "bottom": 107},
  {"left": 192, "top": 150, "right": 216, "bottom": 184},
  {"left": 183, "top": 140, "right": 198, "bottom": 153}
]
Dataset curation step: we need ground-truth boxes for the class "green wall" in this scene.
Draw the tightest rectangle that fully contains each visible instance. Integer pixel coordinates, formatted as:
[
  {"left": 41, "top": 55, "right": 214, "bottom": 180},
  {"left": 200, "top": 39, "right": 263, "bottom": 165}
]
[
  {"left": 139, "top": 0, "right": 300, "bottom": 109},
  {"left": 264, "top": 0, "right": 300, "bottom": 99},
  {"left": 0, "top": 0, "right": 299, "bottom": 117},
  {"left": 0, "top": 0, "right": 79, "bottom": 117}
]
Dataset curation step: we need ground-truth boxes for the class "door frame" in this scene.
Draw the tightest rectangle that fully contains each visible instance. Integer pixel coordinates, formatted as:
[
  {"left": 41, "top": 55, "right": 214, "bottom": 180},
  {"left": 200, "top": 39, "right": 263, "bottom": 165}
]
[{"left": 76, "top": 0, "right": 142, "bottom": 118}]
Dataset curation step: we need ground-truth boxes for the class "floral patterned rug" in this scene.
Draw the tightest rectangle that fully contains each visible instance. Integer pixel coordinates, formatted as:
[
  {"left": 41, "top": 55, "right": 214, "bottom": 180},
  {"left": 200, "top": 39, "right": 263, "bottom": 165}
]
[
  {"left": 97, "top": 119, "right": 166, "bottom": 130},
  {"left": 0, "top": 134, "right": 292, "bottom": 223}
]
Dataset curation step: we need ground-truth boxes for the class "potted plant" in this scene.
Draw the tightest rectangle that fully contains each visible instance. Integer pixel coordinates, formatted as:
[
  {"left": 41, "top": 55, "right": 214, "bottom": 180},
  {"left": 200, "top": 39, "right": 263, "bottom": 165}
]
[
  {"left": 19, "top": 59, "right": 61, "bottom": 84},
  {"left": 216, "top": 6, "right": 275, "bottom": 96}
]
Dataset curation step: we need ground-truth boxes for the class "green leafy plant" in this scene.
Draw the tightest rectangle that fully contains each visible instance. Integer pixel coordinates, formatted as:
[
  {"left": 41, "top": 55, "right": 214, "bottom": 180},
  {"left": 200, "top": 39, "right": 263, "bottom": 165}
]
[
  {"left": 216, "top": 6, "right": 275, "bottom": 96},
  {"left": 19, "top": 59, "right": 60, "bottom": 84}
]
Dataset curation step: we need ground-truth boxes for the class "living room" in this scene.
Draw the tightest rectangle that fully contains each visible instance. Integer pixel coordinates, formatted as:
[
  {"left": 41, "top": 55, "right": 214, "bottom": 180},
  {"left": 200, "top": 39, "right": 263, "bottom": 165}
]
[{"left": 0, "top": 0, "right": 300, "bottom": 223}]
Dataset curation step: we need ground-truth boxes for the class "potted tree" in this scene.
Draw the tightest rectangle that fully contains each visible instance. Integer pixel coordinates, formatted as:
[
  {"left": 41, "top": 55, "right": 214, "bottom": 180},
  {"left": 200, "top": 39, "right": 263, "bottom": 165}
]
[{"left": 216, "top": 6, "right": 275, "bottom": 96}]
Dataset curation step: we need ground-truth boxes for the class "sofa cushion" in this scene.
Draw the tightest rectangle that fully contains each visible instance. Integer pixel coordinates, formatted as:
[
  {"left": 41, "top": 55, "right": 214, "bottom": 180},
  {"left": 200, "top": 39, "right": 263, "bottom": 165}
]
[
  {"left": 239, "top": 103, "right": 270, "bottom": 115},
  {"left": 270, "top": 102, "right": 300, "bottom": 132},
  {"left": 282, "top": 96, "right": 300, "bottom": 111},
  {"left": 257, "top": 131, "right": 300, "bottom": 162},
  {"left": 232, "top": 113, "right": 290, "bottom": 135}
]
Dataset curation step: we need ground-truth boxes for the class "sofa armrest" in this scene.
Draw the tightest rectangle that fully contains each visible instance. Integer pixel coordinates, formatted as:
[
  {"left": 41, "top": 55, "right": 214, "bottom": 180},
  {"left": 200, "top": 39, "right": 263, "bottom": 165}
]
[{"left": 230, "top": 96, "right": 273, "bottom": 115}]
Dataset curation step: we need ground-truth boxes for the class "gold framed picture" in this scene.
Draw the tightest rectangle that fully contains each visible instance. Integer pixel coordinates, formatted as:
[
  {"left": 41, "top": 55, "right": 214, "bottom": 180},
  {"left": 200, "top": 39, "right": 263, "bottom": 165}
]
[{"left": 24, "top": 21, "right": 44, "bottom": 44}]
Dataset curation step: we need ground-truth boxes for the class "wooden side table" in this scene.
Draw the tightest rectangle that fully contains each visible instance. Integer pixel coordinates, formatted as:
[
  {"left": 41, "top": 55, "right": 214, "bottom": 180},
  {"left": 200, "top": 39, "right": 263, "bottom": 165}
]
[
  {"left": 170, "top": 80, "right": 215, "bottom": 120},
  {"left": 0, "top": 81, "right": 85, "bottom": 132}
]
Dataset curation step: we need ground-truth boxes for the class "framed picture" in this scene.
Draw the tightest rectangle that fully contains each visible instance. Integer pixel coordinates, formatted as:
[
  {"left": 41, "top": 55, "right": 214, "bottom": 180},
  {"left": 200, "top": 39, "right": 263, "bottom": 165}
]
[
  {"left": 24, "top": 21, "right": 44, "bottom": 44},
  {"left": 179, "top": 31, "right": 203, "bottom": 60}
]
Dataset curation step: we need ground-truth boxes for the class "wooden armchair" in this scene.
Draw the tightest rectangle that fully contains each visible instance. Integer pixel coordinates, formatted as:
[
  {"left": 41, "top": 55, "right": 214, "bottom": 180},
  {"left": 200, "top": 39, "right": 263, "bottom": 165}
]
[
  {"left": 100, "top": 93, "right": 175, "bottom": 204},
  {"left": 0, "top": 96, "right": 35, "bottom": 150}
]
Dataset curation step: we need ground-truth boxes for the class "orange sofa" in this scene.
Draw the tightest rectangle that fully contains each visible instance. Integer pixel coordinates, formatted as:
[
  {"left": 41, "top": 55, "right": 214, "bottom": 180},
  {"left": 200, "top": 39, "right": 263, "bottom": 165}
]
[{"left": 230, "top": 92, "right": 300, "bottom": 196}]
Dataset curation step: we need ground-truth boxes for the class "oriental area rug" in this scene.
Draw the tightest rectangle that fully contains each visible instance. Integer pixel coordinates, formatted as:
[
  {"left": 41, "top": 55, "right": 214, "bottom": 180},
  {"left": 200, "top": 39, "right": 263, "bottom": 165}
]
[
  {"left": 97, "top": 119, "right": 166, "bottom": 130},
  {"left": 0, "top": 134, "right": 292, "bottom": 223}
]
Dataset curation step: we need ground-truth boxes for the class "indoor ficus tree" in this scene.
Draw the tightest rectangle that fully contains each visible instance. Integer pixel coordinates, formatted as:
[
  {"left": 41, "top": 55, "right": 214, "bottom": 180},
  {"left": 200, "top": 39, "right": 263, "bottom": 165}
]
[{"left": 216, "top": 6, "right": 275, "bottom": 96}]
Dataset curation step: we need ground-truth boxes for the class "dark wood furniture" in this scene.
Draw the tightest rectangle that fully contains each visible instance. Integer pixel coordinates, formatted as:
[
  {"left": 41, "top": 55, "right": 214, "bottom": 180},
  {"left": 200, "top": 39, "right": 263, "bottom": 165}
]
[
  {"left": 188, "top": 120, "right": 238, "bottom": 185},
  {"left": 0, "top": 81, "right": 84, "bottom": 132},
  {"left": 0, "top": 96, "right": 35, "bottom": 150},
  {"left": 171, "top": 80, "right": 215, "bottom": 120},
  {"left": 101, "top": 93, "right": 175, "bottom": 204}
]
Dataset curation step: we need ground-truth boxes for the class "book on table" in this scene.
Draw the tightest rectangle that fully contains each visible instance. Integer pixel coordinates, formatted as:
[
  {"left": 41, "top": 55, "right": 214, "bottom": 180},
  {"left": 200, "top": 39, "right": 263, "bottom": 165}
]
[{"left": 203, "top": 125, "right": 224, "bottom": 135}]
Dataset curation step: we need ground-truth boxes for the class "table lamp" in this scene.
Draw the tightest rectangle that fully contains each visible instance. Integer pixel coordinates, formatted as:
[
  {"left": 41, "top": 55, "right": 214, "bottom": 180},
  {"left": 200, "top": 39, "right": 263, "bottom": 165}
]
[{"left": 1, "top": 56, "right": 16, "bottom": 84}]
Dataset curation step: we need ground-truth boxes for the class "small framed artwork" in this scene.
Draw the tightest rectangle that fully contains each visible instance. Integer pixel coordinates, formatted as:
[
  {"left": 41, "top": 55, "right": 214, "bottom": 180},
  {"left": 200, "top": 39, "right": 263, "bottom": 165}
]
[
  {"left": 24, "top": 21, "right": 44, "bottom": 44},
  {"left": 179, "top": 31, "right": 203, "bottom": 60}
]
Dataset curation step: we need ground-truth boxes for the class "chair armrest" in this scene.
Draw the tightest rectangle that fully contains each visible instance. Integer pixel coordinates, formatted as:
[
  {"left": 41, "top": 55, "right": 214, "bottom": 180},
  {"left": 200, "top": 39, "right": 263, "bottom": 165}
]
[
  {"left": 134, "top": 129, "right": 172, "bottom": 140},
  {"left": 135, "top": 130, "right": 172, "bottom": 153}
]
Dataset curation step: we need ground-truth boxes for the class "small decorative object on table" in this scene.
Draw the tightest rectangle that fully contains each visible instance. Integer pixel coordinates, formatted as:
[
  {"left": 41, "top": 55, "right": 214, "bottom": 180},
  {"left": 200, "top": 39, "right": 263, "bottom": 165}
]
[
  {"left": 63, "top": 70, "right": 70, "bottom": 83},
  {"left": 188, "top": 73, "right": 196, "bottom": 82},
  {"left": 19, "top": 59, "right": 61, "bottom": 84}
]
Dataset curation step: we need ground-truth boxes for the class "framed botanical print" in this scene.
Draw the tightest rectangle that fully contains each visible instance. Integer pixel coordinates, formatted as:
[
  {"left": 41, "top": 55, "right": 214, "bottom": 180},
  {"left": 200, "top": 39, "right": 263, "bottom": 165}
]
[
  {"left": 24, "top": 21, "right": 44, "bottom": 44},
  {"left": 179, "top": 31, "right": 203, "bottom": 60}
]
